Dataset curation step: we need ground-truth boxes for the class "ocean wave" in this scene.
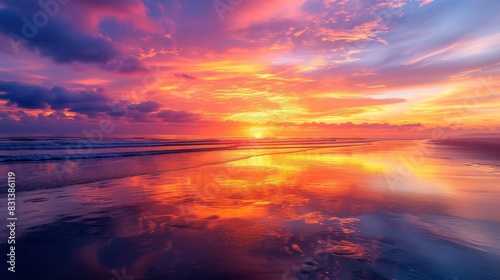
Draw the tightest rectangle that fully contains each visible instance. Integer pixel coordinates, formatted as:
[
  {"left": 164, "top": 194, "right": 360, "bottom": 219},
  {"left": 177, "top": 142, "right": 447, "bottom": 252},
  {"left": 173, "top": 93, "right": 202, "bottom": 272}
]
[
  {"left": 0, "top": 138, "right": 373, "bottom": 163},
  {"left": 0, "top": 139, "right": 225, "bottom": 150},
  {"left": 0, "top": 145, "right": 235, "bottom": 162}
]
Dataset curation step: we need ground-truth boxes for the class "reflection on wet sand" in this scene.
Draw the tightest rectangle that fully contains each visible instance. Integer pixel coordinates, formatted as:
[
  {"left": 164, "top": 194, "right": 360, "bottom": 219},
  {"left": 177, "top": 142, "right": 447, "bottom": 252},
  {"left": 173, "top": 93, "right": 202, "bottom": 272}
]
[{"left": 1, "top": 140, "right": 499, "bottom": 279}]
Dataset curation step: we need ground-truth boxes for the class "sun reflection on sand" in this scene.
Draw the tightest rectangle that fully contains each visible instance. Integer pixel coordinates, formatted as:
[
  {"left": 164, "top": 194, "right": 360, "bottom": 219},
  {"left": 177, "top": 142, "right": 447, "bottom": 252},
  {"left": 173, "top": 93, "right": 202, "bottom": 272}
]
[{"left": 5, "top": 141, "right": 500, "bottom": 279}]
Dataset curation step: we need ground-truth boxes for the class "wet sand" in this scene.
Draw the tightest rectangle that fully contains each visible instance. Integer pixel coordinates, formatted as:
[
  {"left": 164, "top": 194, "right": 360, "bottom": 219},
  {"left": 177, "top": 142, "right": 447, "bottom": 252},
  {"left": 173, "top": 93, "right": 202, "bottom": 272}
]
[{"left": 1, "top": 140, "right": 499, "bottom": 279}]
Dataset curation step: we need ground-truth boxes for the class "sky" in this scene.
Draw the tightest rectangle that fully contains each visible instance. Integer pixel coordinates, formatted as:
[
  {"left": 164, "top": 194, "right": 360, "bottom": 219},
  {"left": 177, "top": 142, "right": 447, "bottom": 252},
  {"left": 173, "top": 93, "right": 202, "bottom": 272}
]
[{"left": 0, "top": 0, "right": 499, "bottom": 138}]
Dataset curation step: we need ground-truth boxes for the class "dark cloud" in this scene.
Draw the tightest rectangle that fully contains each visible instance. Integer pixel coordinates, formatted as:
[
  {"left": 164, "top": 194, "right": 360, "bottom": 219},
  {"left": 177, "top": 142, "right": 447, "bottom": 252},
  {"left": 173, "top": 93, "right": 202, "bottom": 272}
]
[
  {"left": 154, "top": 109, "right": 201, "bottom": 123},
  {"left": 0, "top": 81, "right": 109, "bottom": 111},
  {"left": 130, "top": 100, "right": 162, "bottom": 113},
  {"left": 0, "top": 110, "right": 33, "bottom": 123},
  {"left": 101, "top": 56, "right": 147, "bottom": 74},
  {"left": 0, "top": 0, "right": 146, "bottom": 73},
  {"left": 50, "top": 86, "right": 109, "bottom": 109},
  {"left": 68, "top": 102, "right": 112, "bottom": 117},
  {"left": 173, "top": 73, "right": 198, "bottom": 80},
  {"left": 0, "top": 81, "right": 202, "bottom": 123},
  {"left": 0, "top": 7, "right": 115, "bottom": 62},
  {"left": 0, "top": 109, "right": 210, "bottom": 134},
  {"left": 0, "top": 81, "right": 51, "bottom": 108}
]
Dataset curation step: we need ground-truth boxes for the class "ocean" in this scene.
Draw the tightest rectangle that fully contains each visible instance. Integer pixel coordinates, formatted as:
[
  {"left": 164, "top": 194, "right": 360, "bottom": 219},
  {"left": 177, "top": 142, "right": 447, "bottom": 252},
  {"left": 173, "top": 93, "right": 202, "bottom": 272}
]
[{"left": 0, "top": 137, "right": 499, "bottom": 279}]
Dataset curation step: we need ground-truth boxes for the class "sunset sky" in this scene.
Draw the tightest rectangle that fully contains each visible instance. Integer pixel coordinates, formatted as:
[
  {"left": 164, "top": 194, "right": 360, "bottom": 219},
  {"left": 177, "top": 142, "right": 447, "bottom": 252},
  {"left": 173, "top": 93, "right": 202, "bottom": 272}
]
[{"left": 0, "top": 0, "right": 499, "bottom": 137}]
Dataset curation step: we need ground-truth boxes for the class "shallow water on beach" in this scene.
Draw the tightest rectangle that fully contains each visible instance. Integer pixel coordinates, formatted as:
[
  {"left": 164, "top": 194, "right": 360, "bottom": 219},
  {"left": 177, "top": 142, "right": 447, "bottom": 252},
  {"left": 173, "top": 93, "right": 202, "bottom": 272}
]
[{"left": 1, "top": 140, "right": 499, "bottom": 279}]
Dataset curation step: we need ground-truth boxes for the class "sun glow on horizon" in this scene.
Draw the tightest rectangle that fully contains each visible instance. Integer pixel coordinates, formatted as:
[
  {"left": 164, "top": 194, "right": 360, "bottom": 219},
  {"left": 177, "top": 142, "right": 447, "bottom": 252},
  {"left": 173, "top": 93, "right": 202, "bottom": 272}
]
[{"left": 247, "top": 126, "right": 276, "bottom": 139}]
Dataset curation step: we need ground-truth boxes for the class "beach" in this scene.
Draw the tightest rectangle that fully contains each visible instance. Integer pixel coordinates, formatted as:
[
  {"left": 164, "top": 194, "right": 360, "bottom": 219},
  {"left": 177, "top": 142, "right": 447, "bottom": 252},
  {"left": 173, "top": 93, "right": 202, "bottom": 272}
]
[
  {"left": 1, "top": 0, "right": 499, "bottom": 278},
  {"left": 1, "top": 138, "right": 499, "bottom": 279}
]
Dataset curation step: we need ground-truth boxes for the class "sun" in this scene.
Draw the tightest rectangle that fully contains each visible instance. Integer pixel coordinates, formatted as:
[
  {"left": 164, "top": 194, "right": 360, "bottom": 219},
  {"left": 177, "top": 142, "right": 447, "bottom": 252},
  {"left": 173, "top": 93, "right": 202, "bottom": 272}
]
[
  {"left": 248, "top": 126, "right": 268, "bottom": 139},
  {"left": 254, "top": 132, "right": 263, "bottom": 139}
]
